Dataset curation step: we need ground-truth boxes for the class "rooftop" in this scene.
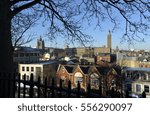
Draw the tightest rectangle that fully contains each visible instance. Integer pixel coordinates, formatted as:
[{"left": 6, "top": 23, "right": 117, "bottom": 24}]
[{"left": 124, "top": 67, "right": 150, "bottom": 72}]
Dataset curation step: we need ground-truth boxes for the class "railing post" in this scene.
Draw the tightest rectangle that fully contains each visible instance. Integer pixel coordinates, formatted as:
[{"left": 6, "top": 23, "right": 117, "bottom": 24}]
[
  {"left": 44, "top": 78, "right": 47, "bottom": 98},
  {"left": 12, "top": 73, "right": 17, "bottom": 98},
  {"left": 8, "top": 73, "right": 11, "bottom": 97},
  {"left": 59, "top": 79, "right": 62, "bottom": 98},
  {"left": 29, "top": 74, "right": 34, "bottom": 98},
  {"left": 111, "top": 87, "right": 115, "bottom": 98},
  {"left": 125, "top": 90, "right": 129, "bottom": 98},
  {"left": 51, "top": 78, "right": 55, "bottom": 98},
  {"left": 77, "top": 81, "right": 80, "bottom": 98},
  {"left": 17, "top": 74, "right": 21, "bottom": 98},
  {"left": 142, "top": 91, "right": 146, "bottom": 98},
  {"left": 0, "top": 73, "right": 2, "bottom": 97},
  {"left": 87, "top": 83, "right": 91, "bottom": 98},
  {"left": 99, "top": 84, "right": 102, "bottom": 97},
  {"left": 23, "top": 74, "right": 26, "bottom": 98},
  {"left": 37, "top": 77, "right": 41, "bottom": 98},
  {"left": 2, "top": 73, "right": 6, "bottom": 97},
  {"left": 68, "top": 80, "right": 71, "bottom": 98}
]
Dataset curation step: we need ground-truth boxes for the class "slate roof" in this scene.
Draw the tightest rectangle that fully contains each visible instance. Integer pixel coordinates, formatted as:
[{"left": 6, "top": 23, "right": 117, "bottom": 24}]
[
  {"left": 64, "top": 65, "right": 75, "bottom": 73},
  {"left": 96, "top": 66, "right": 110, "bottom": 75},
  {"left": 80, "top": 66, "right": 90, "bottom": 74}
]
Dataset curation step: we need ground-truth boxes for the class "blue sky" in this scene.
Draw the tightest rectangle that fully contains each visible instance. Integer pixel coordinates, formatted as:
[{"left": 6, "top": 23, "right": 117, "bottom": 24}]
[
  {"left": 25, "top": 20, "right": 150, "bottom": 50},
  {"left": 24, "top": 3, "right": 150, "bottom": 50}
]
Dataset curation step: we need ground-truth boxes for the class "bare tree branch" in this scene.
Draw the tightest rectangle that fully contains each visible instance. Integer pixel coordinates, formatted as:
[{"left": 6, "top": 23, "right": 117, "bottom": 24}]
[{"left": 11, "top": 0, "right": 41, "bottom": 17}]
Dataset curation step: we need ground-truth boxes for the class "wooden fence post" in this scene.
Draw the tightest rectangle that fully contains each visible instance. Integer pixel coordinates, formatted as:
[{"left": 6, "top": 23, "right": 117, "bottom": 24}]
[{"left": 29, "top": 74, "right": 34, "bottom": 98}]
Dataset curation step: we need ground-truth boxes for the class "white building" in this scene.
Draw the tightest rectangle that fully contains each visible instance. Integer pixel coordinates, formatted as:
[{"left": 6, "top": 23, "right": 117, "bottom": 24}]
[
  {"left": 18, "top": 61, "right": 57, "bottom": 83},
  {"left": 123, "top": 67, "right": 150, "bottom": 97}
]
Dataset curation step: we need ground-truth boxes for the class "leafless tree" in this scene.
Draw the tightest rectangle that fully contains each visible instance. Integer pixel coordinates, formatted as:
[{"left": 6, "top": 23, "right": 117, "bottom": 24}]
[
  {"left": 11, "top": 12, "right": 38, "bottom": 50},
  {"left": 0, "top": 0, "right": 149, "bottom": 97},
  {"left": 76, "top": 0, "right": 150, "bottom": 43},
  {"left": 1, "top": 0, "right": 149, "bottom": 71}
]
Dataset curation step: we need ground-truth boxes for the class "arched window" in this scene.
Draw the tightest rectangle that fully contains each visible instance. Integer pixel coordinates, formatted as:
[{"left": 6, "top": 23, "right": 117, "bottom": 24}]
[
  {"left": 61, "top": 76, "right": 67, "bottom": 85},
  {"left": 74, "top": 72, "right": 83, "bottom": 85},
  {"left": 90, "top": 73, "right": 99, "bottom": 87}
]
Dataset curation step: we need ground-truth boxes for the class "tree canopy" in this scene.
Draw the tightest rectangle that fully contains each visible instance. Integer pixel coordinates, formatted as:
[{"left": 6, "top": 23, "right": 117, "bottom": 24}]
[
  {"left": 11, "top": 0, "right": 150, "bottom": 45},
  {"left": 0, "top": 0, "right": 150, "bottom": 73},
  {"left": 0, "top": 0, "right": 149, "bottom": 97}
]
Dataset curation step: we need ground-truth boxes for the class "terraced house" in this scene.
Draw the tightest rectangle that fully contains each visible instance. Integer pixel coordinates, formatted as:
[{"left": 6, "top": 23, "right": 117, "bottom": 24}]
[{"left": 56, "top": 64, "right": 122, "bottom": 96}]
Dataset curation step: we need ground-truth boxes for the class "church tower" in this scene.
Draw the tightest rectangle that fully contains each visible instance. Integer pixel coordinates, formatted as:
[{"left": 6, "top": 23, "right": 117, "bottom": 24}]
[
  {"left": 36, "top": 36, "right": 45, "bottom": 50},
  {"left": 107, "top": 31, "right": 112, "bottom": 54},
  {"left": 107, "top": 30, "right": 112, "bottom": 49}
]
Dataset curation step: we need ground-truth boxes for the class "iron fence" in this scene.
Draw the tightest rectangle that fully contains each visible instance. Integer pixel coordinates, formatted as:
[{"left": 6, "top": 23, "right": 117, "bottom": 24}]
[{"left": 0, "top": 73, "right": 145, "bottom": 98}]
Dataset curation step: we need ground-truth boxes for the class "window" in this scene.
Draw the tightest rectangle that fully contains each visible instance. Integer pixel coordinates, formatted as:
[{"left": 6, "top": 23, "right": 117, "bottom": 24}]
[
  {"left": 126, "top": 84, "right": 132, "bottom": 92},
  {"left": 127, "top": 73, "right": 131, "bottom": 79},
  {"left": 61, "top": 76, "right": 67, "bottom": 85},
  {"left": 26, "top": 75, "right": 30, "bottom": 81},
  {"left": 25, "top": 53, "right": 29, "bottom": 56},
  {"left": 91, "top": 78, "right": 99, "bottom": 86},
  {"left": 26, "top": 67, "right": 29, "bottom": 71},
  {"left": 76, "top": 77, "right": 83, "bottom": 84},
  {"left": 136, "top": 84, "right": 141, "bottom": 93},
  {"left": 22, "top": 67, "right": 25, "bottom": 71},
  {"left": 31, "top": 67, "right": 34, "bottom": 72},
  {"left": 148, "top": 75, "right": 150, "bottom": 80},
  {"left": 20, "top": 53, "right": 24, "bottom": 57},
  {"left": 75, "top": 72, "right": 83, "bottom": 85},
  {"left": 144, "top": 85, "right": 149, "bottom": 93}
]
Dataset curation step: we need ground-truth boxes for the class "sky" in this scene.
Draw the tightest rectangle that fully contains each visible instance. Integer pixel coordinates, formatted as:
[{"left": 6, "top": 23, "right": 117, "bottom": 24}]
[
  {"left": 24, "top": 2, "right": 150, "bottom": 51},
  {"left": 26, "top": 21, "right": 150, "bottom": 51}
]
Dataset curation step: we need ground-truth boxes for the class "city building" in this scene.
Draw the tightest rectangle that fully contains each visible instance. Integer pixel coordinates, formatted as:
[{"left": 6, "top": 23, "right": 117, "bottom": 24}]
[
  {"left": 123, "top": 67, "right": 150, "bottom": 97},
  {"left": 18, "top": 61, "right": 57, "bottom": 84},
  {"left": 65, "top": 31, "right": 112, "bottom": 57},
  {"left": 56, "top": 64, "right": 122, "bottom": 95},
  {"left": 13, "top": 46, "right": 40, "bottom": 64}
]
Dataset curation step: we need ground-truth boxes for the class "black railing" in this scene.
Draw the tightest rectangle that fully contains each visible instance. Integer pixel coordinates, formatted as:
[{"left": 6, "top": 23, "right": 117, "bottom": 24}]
[{"left": 0, "top": 73, "right": 146, "bottom": 98}]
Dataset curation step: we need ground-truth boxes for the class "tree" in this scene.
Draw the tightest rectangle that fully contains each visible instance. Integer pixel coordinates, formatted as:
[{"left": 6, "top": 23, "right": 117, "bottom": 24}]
[
  {"left": 0, "top": 0, "right": 149, "bottom": 73},
  {"left": 11, "top": 12, "right": 37, "bottom": 50},
  {"left": 0, "top": 0, "right": 149, "bottom": 97}
]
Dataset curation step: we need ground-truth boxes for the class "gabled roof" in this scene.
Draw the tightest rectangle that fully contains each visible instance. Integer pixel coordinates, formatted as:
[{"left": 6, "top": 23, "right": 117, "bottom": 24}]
[
  {"left": 64, "top": 65, "right": 75, "bottom": 73},
  {"left": 96, "top": 66, "right": 110, "bottom": 76},
  {"left": 80, "top": 66, "right": 90, "bottom": 74}
]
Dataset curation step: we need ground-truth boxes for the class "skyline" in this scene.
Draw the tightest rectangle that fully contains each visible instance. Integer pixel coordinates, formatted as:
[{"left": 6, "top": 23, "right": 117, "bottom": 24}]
[
  {"left": 25, "top": 25, "right": 150, "bottom": 50},
  {"left": 23, "top": 7, "right": 150, "bottom": 50}
]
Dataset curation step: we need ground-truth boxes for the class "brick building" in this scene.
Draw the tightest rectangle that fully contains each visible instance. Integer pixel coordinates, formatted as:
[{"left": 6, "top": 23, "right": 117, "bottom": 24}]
[{"left": 56, "top": 64, "right": 122, "bottom": 95}]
